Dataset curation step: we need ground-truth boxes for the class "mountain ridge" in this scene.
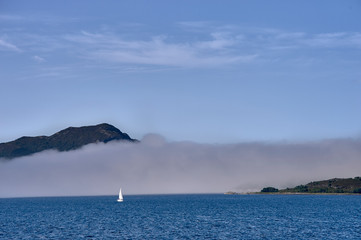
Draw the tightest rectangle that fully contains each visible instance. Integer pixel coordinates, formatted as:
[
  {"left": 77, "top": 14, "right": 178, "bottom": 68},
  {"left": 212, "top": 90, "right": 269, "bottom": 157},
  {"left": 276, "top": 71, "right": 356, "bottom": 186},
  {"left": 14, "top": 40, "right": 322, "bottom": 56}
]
[{"left": 0, "top": 123, "right": 137, "bottom": 159}]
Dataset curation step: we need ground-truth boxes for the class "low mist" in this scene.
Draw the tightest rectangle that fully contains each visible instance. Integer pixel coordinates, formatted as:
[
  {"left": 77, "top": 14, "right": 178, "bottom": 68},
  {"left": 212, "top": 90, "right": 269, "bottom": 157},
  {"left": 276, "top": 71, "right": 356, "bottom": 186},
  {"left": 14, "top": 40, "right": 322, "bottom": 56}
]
[{"left": 1, "top": 134, "right": 361, "bottom": 198}]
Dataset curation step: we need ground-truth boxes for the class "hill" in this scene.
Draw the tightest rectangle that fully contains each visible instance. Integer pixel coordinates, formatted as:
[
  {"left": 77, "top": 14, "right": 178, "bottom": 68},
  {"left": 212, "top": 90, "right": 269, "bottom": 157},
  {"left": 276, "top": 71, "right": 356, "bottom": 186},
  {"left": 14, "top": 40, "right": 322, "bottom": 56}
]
[
  {"left": 260, "top": 177, "right": 361, "bottom": 194},
  {"left": 0, "top": 123, "right": 137, "bottom": 159}
]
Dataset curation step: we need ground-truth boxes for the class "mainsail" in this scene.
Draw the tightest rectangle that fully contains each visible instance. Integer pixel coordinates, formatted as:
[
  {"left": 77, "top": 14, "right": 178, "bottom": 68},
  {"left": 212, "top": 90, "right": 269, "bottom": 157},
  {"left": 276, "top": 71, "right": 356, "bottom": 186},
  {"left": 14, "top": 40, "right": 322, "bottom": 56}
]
[{"left": 117, "top": 188, "right": 123, "bottom": 202}]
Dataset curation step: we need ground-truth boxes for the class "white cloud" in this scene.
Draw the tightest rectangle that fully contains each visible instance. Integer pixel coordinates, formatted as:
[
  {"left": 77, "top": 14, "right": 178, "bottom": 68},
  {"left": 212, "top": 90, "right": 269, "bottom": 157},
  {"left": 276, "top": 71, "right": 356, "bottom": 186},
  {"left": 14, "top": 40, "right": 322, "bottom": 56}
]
[
  {"left": 304, "top": 32, "right": 361, "bottom": 48},
  {"left": 258, "top": 29, "right": 361, "bottom": 49},
  {"left": 0, "top": 14, "right": 79, "bottom": 24},
  {"left": 33, "top": 55, "right": 46, "bottom": 62},
  {"left": 0, "top": 38, "right": 21, "bottom": 52},
  {"left": 3, "top": 23, "right": 360, "bottom": 71},
  {"left": 0, "top": 14, "right": 23, "bottom": 21},
  {"left": 64, "top": 31, "right": 256, "bottom": 68},
  {"left": 196, "top": 32, "right": 236, "bottom": 50},
  {"left": 178, "top": 21, "right": 210, "bottom": 29},
  {"left": 274, "top": 32, "right": 306, "bottom": 40}
]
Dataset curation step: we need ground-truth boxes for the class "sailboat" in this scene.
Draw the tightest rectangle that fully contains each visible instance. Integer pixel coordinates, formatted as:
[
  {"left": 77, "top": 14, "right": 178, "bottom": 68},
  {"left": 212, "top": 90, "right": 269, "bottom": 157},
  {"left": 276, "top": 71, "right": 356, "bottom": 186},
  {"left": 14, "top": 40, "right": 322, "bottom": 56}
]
[{"left": 117, "top": 187, "right": 123, "bottom": 202}]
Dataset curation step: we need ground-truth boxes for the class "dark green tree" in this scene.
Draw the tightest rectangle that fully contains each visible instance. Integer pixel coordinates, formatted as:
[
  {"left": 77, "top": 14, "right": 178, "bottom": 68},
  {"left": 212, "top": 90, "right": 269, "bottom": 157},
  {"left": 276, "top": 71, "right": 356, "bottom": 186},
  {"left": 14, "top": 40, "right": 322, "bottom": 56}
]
[{"left": 261, "top": 187, "right": 279, "bottom": 193}]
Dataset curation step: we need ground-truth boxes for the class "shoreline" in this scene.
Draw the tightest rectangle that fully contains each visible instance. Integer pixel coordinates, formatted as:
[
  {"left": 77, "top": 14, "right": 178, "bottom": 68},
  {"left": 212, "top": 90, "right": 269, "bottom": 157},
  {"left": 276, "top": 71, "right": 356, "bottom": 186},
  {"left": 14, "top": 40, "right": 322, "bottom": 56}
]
[{"left": 225, "top": 191, "right": 361, "bottom": 196}]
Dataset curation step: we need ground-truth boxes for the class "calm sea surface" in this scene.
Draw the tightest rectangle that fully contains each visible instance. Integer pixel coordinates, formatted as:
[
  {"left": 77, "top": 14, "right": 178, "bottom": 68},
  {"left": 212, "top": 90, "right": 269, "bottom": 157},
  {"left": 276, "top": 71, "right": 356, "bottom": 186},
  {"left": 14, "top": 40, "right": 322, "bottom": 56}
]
[{"left": 1, "top": 194, "right": 361, "bottom": 239}]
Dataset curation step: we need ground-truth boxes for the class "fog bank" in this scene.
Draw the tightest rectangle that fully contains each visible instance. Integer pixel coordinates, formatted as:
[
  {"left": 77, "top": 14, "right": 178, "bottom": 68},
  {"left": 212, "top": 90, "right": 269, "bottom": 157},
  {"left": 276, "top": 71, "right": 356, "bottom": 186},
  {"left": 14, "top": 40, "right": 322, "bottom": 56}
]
[{"left": 1, "top": 134, "right": 361, "bottom": 198}]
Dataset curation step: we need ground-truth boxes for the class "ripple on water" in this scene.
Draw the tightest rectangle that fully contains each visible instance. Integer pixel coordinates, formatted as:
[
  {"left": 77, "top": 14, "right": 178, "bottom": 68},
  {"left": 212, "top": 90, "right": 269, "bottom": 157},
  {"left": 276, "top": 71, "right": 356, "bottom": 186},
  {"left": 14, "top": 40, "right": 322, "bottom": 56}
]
[{"left": 1, "top": 194, "right": 361, "bottom": 239}]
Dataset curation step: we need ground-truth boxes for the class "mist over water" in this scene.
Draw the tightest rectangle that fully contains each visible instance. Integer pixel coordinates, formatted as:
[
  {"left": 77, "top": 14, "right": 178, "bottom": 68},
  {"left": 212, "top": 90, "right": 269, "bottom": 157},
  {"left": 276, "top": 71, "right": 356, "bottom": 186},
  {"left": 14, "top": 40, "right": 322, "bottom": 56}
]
[{"left": 1, "top": 134, "right": 361, "bottom": 198}]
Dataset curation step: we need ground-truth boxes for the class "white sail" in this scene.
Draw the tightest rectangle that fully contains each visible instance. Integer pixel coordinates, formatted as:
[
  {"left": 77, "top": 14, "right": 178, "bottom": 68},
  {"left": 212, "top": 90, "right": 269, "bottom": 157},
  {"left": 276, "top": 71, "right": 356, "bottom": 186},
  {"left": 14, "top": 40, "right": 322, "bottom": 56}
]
[{"left": 117, "top": 188, "right": 123, "bottom": 202}]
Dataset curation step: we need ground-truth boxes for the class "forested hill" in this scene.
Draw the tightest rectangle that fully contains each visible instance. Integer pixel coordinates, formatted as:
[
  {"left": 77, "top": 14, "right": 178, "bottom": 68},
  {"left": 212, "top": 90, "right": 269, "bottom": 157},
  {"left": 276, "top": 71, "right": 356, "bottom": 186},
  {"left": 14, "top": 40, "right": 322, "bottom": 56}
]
[
  {"left": 261, "top": 177, "right": 361, "bottom": 194},
  {"left": 0, "top": 123, "right": 137, "bottom": 159}
]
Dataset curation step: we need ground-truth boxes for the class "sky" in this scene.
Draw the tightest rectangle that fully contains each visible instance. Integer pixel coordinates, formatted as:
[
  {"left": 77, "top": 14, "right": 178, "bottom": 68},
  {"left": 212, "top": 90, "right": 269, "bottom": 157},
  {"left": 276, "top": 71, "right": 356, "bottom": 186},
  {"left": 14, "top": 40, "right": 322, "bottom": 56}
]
[
  {"left": 1, "top": 0, "right": 360, "bottom": 143},
  {"left": 1, "top": 1, "right": 361, "bottom": 197}
]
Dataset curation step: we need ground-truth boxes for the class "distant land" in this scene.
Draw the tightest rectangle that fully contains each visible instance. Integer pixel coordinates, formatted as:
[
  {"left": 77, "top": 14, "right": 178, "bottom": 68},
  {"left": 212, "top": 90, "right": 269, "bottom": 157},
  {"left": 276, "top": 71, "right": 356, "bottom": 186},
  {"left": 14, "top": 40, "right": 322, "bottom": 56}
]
[
  {"left": 274, "top": 177, "right": 361, "bottom": 194},
  {"left": 226, "top": 177, "right": 361, "bottom": 195},
  {"left": 0, "top": 123, "right": 137, "bottom": 159}
]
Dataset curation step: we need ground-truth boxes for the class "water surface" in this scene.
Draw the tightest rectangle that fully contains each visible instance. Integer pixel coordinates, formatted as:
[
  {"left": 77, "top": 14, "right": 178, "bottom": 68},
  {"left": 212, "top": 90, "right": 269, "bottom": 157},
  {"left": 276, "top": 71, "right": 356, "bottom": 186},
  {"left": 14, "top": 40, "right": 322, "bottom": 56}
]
[{"left": 1, "top": 194, "right": 361, "bottom": 239}]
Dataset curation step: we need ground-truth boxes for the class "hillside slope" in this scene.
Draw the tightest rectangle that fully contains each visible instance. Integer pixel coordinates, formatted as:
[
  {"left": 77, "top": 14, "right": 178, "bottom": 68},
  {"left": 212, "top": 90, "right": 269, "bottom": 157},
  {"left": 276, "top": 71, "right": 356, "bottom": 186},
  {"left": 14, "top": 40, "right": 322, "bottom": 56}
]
[{"left": 0, "top": 123, "right": 137, "bottom": 159}]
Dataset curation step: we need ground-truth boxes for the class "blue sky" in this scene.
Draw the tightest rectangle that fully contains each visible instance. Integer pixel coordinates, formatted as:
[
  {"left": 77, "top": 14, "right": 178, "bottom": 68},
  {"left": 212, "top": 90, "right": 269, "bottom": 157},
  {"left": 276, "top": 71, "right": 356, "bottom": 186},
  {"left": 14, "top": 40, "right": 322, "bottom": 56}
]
[{"left": 1, "top": 0, "right": 361, "bottom": 143}]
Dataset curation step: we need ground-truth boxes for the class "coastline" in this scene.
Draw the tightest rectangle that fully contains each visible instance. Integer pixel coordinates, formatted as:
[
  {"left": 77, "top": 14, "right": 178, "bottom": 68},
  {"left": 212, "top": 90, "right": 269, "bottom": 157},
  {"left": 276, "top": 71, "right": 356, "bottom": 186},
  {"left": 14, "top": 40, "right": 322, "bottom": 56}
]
[{"left": 225, "top": 191, "right": 361, "bottom": 196}]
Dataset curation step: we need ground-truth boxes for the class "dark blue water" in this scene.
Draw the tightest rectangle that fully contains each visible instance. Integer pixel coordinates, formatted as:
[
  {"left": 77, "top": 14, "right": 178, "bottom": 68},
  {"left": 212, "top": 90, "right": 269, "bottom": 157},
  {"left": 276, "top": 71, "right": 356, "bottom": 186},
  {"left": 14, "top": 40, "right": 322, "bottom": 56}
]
[{"left": 1, "top": 194, "right": 361, "bottom": 239}]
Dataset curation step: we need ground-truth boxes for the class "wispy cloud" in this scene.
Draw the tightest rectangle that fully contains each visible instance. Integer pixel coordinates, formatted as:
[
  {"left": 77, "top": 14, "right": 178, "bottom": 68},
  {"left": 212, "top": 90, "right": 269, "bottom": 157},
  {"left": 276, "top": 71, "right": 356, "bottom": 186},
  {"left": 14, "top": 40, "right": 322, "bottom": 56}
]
[
  {"left": 196, "top": 32, "right": 237, "bottom": 50},
  {"left": 177, "top": 21, "right": 214, "bottom": 32},
  {"left": 178, "top": 21, "right": 210, "bottom": 28},
  {"left": 251, "top": 28, "right": 361, "bottom": 50},
  {"left": 2, "top": 22, "right": 361, "bottom": 72},
  {"left": 32, "top": 55, "right": 46, "bottom": 63},
  {"left": 0, "top": 14, "right": 24, "bottom": 21},
  {"left": 303, "top": 32, "right": 361, "bottom": 48},
  {"left": 0, "top": 38, "right": 21, "bottom": 52},
  {"left": 63, "top": 31, "right": 256, "bottom": 68},
  {"left": 0, "top": 14, "right": 79, "bottom": 24}
]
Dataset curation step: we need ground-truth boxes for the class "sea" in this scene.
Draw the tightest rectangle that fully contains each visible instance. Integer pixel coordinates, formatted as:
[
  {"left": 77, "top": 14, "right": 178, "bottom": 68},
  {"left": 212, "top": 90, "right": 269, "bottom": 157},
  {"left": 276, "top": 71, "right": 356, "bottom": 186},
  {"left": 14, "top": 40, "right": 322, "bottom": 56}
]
[{"left": 1, "top": 194, "right": 361, "bottom": 239}]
